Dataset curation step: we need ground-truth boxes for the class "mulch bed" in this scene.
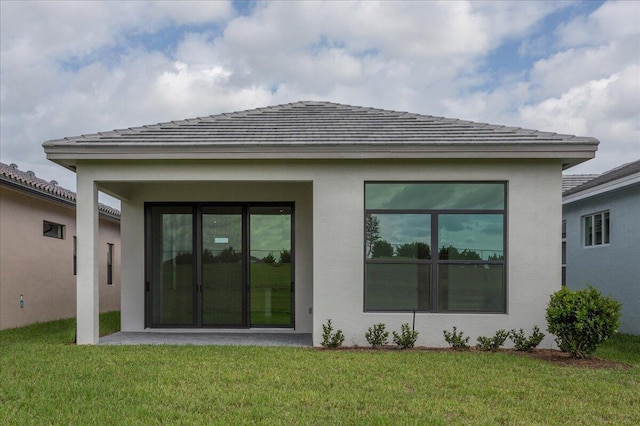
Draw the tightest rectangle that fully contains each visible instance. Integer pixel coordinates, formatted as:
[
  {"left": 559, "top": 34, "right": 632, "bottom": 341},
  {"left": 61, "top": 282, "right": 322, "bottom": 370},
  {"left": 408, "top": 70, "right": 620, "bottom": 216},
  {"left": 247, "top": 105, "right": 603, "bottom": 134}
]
[{"left": 318, "top": 346, "right": 630, "bottom": 369}]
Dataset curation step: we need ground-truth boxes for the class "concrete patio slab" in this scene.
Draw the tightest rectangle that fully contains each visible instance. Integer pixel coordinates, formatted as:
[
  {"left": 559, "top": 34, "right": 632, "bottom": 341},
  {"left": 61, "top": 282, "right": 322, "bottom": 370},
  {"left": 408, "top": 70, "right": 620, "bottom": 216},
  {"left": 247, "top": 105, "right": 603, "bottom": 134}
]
[{"left": 100, "top": 332, "right": 313, "bottom": 347}]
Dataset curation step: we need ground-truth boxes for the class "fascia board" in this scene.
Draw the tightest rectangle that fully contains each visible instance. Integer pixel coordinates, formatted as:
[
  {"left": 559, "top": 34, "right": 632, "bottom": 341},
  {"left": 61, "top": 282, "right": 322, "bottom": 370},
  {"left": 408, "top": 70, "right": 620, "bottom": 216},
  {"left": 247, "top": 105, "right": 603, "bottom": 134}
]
[
  {"left": 44, "top": 142, "right": 597, "bottom": 160},
  {"left": 563, "top": 173, "right": 640, "bottom": 204}
]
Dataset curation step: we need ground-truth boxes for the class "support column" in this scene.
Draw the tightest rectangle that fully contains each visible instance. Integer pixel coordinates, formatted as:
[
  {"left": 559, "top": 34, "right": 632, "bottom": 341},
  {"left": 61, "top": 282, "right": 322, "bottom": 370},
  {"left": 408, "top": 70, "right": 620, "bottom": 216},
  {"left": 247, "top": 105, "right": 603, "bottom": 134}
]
[{"left": 76, "top": 173, "right": 99, "bottom": 344}]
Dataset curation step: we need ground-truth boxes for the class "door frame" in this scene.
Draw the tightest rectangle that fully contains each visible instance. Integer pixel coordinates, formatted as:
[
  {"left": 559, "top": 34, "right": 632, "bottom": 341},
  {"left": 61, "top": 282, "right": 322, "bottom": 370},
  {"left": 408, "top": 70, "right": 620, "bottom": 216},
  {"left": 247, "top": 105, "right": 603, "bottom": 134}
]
[{"left": 144, "top": 201, "right": 295, "bottom": 329}]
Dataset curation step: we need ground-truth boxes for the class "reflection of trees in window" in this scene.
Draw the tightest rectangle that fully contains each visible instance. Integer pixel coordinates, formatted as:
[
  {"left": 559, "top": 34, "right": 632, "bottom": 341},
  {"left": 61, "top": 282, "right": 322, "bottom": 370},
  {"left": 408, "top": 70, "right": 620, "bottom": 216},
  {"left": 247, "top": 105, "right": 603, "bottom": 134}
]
[
  {"left": 439, "top": 245, "right": 504, "bottom": 261},
  {"left": 279, "top": 249, "right": 291, "bottom": 263},
  {"left": 396, "top": 242, "right": 430, "bottom": 259},
  {"left": 371, "top": 240, "right": 394, "bottom": 258},
  {"left": 169, "top": 247, "right": 242, "bottom": 265},
  {"left": 439, "top": 245, "right": 481, "bottom": 260},
  {"left": 365, "top": 213, "right": 381, "bottom": 258}
]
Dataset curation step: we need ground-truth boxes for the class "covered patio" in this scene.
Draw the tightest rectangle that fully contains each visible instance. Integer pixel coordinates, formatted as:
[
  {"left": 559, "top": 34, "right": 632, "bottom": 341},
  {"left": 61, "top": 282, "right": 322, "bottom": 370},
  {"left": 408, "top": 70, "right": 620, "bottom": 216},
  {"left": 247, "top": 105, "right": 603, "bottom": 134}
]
[{"left": 100, "top": 331, "right": 312, "bottom": 346}]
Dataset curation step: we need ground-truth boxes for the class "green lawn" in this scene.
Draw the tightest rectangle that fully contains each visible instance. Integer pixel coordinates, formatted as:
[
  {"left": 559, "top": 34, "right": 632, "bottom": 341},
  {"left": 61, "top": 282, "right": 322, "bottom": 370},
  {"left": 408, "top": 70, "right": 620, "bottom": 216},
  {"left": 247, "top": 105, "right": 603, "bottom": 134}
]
[{"left": 1, "top": 314, "right": 638, "bottom": 425}]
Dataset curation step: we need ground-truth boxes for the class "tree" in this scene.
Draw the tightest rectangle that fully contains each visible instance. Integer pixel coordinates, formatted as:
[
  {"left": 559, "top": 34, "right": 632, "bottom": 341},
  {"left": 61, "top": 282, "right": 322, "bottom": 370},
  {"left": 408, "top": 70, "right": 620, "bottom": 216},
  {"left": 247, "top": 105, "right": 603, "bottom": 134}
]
[
  {"left": 263, "top": 252, "right": 276, "bottom": 264},
  {"left": 279, "top": 249, "right": 291, "bottom": 263},
  {"left": 371, "top": 240, "right": 394, "bottom": 258},
  {"left": 365, "top": 213, "right": 381, "bottom": 258},
  {"left": 396, "top": 242, "right": 430, "bottom": 259},
  {"left": 216, "top": 247, "right": 241, "bottom": 263}
]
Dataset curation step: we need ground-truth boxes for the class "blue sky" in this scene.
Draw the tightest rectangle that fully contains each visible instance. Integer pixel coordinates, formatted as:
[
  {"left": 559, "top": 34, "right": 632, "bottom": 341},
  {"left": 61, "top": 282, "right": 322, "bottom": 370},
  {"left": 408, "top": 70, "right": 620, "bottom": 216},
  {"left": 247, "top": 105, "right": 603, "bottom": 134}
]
[{"left": 1, "top": 1, "right": 638, "bottom": 207}]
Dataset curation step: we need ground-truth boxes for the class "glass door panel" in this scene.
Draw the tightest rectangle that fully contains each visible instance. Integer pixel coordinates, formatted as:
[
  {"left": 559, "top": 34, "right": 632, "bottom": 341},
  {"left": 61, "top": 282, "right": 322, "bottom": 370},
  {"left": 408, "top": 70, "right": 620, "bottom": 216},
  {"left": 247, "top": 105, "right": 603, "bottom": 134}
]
[
  {"left": 249, "top": 206, "right": 292, "bottom": 326},
  {"left": 202, "top": 207, "right": 244, "bottom": 326},
  {"left": 150, "top": 206, "right": 195, "bottom": 326}
]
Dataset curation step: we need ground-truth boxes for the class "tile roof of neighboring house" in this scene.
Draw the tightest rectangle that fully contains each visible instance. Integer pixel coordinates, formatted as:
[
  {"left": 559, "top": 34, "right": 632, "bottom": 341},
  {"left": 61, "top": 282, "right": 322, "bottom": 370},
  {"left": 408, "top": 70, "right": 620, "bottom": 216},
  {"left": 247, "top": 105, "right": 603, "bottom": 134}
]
[
  {"left": 562, "top": 174, "right": 599, "bottom": 192},
  {"left": 0, "top": 162, "right": 120, "bottom": 219},
  {"left": 563, "top": 159, "right": 640, "bottom": 197},
  {"left": 43, "top": 101, "right": 598, "bottom": 169}
]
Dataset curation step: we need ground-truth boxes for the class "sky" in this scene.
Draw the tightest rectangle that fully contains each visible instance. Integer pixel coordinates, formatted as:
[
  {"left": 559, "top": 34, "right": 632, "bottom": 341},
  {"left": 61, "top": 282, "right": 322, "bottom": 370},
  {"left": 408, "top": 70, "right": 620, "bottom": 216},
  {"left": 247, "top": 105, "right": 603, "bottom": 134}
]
[{"left": 1, "top": 0, "right": 639, "bottom": 209}]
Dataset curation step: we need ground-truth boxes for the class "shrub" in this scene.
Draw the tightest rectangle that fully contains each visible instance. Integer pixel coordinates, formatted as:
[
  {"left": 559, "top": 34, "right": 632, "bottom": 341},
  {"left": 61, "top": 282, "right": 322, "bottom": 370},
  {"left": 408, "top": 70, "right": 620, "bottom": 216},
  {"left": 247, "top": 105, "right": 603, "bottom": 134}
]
[
  {"left": 510, "top": 326, "right": 545, "bottom": 352},
  {"left": 546, "top": 285, "right": 621, "bottom": 358},
  {"left": 365, "top": 323, "right": 389, "bottom": 347},
  {"left": 392, "top": 323, "right": 419, "bottom": 349},
  {"left": 321, "top": 319, "right": 345, "bottom": 348},
  {"left": 476, "top": 329, "right": 509, "bottom": 351},
  {"left": 443, "top": 326, "right": 470, "bottom": 350}
]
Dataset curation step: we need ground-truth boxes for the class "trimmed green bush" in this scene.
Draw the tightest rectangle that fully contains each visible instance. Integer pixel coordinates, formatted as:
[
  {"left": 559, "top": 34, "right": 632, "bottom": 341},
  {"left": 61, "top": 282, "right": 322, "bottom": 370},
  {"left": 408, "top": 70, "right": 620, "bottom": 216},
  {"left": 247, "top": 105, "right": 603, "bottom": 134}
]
[
  {"left": 510, "top": 326, "right": 545, "bottom": 352},
  {"left": 476, "top": 329, "right": 509, "bottom": 351},
  {"left": 365, "top": 323, "right": 389, "bottom": 347},
  {"left": 443, "top": 326, "right": 470, "bottom": 350},
  {"left": 321, "top": 319, "right": 345, "bottom": 348},
  {"left": 392, "top": 323, "right": 419, "bottom": 349},
  {"left": 546, "top": 285, "right": 621, "bottom": 358}
]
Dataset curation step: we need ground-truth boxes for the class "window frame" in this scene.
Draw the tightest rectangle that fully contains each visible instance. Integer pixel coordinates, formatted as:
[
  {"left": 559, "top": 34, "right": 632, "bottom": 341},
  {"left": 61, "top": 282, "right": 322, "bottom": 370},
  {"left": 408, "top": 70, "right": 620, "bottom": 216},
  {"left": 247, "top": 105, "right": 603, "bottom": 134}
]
[
  {"left": 364, "top": 181, "right": 508, "bottom": 314},
  {"left": 43, "top": 220, "right": 64, "bottom": 239},
  {"left": 583, "top": 211, "right": 610, "bottom": 247},
  {"left": 73, "top": 236, "right": 77, "bottom": 275},
  {"left": 107, "top": 243, "right": 114, "bottom": 285}
]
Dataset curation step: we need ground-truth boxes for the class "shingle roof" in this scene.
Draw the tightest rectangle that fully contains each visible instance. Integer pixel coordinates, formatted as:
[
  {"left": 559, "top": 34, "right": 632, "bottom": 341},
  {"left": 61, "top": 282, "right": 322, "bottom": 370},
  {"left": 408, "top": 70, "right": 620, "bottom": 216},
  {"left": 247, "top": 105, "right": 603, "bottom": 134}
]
[
  {"left": 563, "top": 159, "right": 640, "bottom": 196},
  {"left": 562, "top": 174, "right": 599, "bottom": 192},
  {"left": 0, "top": 162, "right": 120, "bottom": 219},
  {"left": 43, "top": 101, "right": 598, "bottom": 169}
]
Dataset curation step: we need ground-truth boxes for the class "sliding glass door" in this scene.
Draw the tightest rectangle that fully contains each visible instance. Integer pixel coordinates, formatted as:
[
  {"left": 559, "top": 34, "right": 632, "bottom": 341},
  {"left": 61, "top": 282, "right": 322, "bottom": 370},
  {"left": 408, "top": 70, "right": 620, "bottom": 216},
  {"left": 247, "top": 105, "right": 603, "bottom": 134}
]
[
  {"left": 149, "top": 206, "right": 195, "bottom": 326},
  {"left": 250, "top": 206, "right": 293, "bottom": 326},
  {"left": 202, "top": 207, "right": 244, "bottom": 326},
  {"left": 147, "top": 203, "right": 293, "bottom": 328}
]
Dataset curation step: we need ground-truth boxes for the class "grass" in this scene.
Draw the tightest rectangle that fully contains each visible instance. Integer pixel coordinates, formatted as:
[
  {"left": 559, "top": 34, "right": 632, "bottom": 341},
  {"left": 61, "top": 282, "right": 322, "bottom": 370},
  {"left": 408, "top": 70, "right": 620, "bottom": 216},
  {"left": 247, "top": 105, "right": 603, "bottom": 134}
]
[{"left": 1, "top": 317, "right": 639, "bottom": 425}]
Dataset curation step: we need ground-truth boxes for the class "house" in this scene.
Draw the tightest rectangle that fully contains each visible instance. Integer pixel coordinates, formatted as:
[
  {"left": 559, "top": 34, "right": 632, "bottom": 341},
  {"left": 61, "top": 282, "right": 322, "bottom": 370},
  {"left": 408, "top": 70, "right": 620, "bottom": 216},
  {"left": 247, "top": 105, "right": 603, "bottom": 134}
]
[
  {"left": 562, "top": 160, "right": 640, "bottom": 335},
  {"left": 0, "top": 162, "right": 121, "bottom": 330},
  {"left": 42, "top": 101, "right": 599, "bottom": 346}
]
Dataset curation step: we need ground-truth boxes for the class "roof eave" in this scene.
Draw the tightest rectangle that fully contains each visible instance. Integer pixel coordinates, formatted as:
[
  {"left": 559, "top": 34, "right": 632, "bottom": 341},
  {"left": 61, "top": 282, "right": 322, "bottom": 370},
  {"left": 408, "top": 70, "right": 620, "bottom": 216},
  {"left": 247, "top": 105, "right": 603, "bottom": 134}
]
[
  {"left": 44, "top": 142, "right": 597, "bottom": 169},
  {"left": 563, "top": 172, "right": 640, "bottom": 204}
]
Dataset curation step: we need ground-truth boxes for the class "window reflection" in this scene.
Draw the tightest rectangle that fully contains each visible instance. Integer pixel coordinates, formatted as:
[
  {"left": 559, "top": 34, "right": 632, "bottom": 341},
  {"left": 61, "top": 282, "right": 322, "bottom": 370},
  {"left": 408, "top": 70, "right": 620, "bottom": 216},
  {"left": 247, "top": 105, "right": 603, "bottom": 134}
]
[
  {"left": 366, "top": 183, "right": 504, "bottom": 210},
  {"left": 366, "top": 213, "right": 430, "bottom": 259},
  {"left": 438, "top": 214, "right": 504, "bottom": 261}
]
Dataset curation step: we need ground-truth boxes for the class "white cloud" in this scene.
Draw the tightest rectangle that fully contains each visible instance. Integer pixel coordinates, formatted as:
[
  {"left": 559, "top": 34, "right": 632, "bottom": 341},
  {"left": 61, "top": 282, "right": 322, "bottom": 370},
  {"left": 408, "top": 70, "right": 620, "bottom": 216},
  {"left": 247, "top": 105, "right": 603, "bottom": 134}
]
[
  {"left": 520, "top": 64, "right": 640, "bottom": 173},
  {"left": 556, "top": 0, "right": 640, "bottom": 47},
  {"left": 530, "top": 39, "right": 636, "bottom": 98},
  {"left": 1, "top": 0, "right": 638, "bottom": 203}
]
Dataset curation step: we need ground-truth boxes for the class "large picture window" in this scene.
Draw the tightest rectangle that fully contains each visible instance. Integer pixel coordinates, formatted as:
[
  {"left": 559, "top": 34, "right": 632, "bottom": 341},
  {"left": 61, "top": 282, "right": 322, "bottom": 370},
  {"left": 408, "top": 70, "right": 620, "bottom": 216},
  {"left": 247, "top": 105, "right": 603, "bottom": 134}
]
[{"left": 364, "top": 182, "right": 507, "bottom": 313}]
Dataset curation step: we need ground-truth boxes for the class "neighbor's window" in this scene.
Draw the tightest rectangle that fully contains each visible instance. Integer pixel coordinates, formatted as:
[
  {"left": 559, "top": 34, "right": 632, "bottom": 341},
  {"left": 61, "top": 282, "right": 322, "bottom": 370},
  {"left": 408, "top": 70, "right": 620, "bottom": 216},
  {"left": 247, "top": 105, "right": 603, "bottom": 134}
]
[
  {"left": 107, "top": 243, "right": 114, "bottom": 285},
  {"left": 583, "top": 211, "right": 609, "bottom": 247},
  {"left": 43, "top": 221, "right": 64, "bottom": 239},
  {"left": 561, "top": 221, "right": 566, "bottom": 286},
  {"left": 365, "top": 182, "right": 506, "bottom": 313},
  {"left": 73, "top": 236, "right": 77, "bottom": 275}
]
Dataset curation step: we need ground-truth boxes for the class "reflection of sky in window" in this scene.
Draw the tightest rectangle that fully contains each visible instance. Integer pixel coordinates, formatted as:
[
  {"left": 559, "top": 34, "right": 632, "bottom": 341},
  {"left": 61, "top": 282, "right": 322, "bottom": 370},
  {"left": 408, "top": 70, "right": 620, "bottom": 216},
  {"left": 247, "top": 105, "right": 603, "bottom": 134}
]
[
  {"left": 162, "top": 214, "right": 192, "bottom": 262},
  {"left": 250, "top": 214, "right": 291, "bottom": 259},
  {"left": 203, "top": 214, "right": 242, "bottom": 254},
  {"left": 438, "top": 214, "right": 503, "bottom": 259},
  {"left": 366, "top": 183, "right": 504, "bottom": 210},
  {"left": 376, "top": 214, "right": 430, "bottom": 247}
]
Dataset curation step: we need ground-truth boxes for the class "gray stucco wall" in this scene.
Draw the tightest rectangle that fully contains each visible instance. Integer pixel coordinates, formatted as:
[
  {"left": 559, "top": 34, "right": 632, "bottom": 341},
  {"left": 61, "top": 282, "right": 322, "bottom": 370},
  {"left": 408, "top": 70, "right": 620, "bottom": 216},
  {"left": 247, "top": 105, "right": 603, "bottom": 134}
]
[{"left": 563, "top": 184, "right": 640, "bottom": 335}]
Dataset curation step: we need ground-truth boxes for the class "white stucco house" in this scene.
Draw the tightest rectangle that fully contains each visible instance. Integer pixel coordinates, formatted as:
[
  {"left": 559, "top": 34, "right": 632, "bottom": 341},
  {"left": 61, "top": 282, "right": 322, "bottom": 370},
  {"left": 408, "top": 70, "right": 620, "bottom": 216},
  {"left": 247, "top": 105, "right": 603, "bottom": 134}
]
[{"left": 43, "top": 101, "right": 598, "bottom": 346}]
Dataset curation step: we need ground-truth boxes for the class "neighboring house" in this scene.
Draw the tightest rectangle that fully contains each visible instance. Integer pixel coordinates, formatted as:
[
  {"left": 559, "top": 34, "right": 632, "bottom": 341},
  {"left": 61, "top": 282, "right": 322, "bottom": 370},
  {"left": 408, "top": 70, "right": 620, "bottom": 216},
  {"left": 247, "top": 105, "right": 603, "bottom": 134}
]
[
  {"left": 562, "top": 160, "right": 640, "bottom": 335},
  {"left": 0, "top": 162, "right": 121, "bottom": 330},
  {"left": 42, "top": 101, "right": 599, "bottom": 346}
]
